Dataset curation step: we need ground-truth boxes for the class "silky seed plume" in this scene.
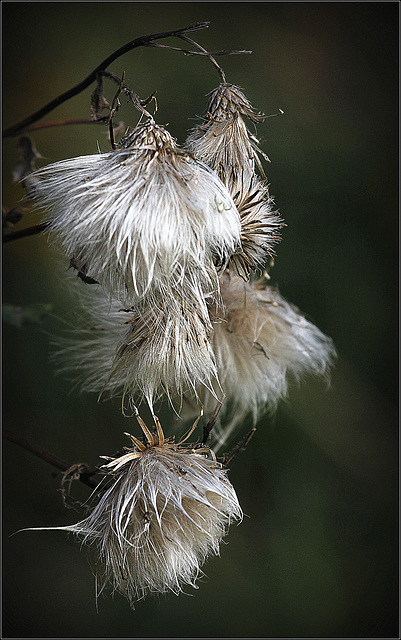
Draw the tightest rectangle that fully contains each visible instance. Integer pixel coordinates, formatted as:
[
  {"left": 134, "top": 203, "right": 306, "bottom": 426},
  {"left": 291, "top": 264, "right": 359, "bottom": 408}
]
[{"left": 52, "top": 278, "right": 220, "bottom": 412}]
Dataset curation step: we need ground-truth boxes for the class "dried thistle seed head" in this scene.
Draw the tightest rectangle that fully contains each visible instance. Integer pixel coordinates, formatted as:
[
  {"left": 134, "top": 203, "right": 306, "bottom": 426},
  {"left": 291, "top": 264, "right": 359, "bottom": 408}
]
[
  {"left": 227, "top": 175, "right": 284, "bottom": 279},
  {"left": 186, "top": 83, "right": 270, "bottom": 194},
  {"left": 32, "top": 120, "right": 241, "bottom": 305},
  {"left": 117, "top": 120, "right": 176, "bottom": 154},
  {"left": 184, "top": 271, "right": 336, "bottom": 449},
  {"left": 60, "top": 414, "right": 242, "bottom": 606},
  {"left": 111, "top": 290, "right": 219, "bottom": 408},
  {"left": 186, "top": 84, "right": 281, "bottom": 277},
  {"left": 53, "top": 280, "right": 220, "bottom": 412},
  {"left": 205, "top": 83, "right": 265, "bottom": 123}
]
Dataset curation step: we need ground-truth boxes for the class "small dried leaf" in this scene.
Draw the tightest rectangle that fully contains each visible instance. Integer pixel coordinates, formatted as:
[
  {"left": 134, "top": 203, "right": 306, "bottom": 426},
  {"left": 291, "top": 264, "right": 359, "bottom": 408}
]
[
  {"left": 12, "top": 136, "right": 43, "bottom": 195},
  {"left": 91, "top": 78, "right": 111, "bottom": 120},
  {"left": 2, "top": 206, "right": 23, "bottom": 231}
]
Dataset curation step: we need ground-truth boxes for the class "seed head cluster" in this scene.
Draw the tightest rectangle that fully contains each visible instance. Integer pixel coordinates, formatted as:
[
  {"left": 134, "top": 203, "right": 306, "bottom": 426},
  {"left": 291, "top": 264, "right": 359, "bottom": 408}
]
[{"left": 27, "top": 47, "right": 336, "bottom": 607}]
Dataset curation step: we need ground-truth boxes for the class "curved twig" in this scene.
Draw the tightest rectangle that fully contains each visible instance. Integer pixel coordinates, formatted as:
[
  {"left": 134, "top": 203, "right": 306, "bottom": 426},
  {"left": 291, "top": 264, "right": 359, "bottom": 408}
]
[{"left": 2, "top": 22, "right": 210, "bottom": 139}]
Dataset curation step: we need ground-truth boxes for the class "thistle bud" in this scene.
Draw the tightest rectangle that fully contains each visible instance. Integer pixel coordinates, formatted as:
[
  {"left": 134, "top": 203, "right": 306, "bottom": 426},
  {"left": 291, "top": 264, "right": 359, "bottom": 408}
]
[{"left": 186, "top": 83, "right": 268, "bottom": 193}]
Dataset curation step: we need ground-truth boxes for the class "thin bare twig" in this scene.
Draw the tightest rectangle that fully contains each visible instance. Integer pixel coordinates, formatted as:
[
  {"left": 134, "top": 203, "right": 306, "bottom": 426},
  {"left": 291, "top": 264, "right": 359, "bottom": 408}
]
[
  {"left": 221, "top": 428, "right": 256, "bottom": 466},
  {"left": 147, "top": 42, "right": 252, "bottom": 61},
  {"left": 201, "top": 394, "right": 226, "bottom": 445},
  {"left": 97, "top": 70, "right": 154, "bottom": 121},
  {"left": 20, "top": 118, "right": 110, "bottom": 133},
  {"left": 3, "top": 222, "right": 48, "bottom": 243},
  {"left": 176, "top": 34, "right": 228, "bottom": 83},
  {"left": 2, "top": 22, "right": 210, "bottom": 139},
  {"left": 147, "top": 41, "right": 252, "bottom": 85},
  {"left": 3, "top": 429, "right": 99, "bottom": 490}
]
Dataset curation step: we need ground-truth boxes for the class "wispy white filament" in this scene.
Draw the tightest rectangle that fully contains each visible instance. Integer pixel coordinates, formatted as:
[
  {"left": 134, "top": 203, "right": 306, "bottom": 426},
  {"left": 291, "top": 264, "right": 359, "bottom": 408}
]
[{"left": 32, "top": 120, "right": 241, "bottom": 306}]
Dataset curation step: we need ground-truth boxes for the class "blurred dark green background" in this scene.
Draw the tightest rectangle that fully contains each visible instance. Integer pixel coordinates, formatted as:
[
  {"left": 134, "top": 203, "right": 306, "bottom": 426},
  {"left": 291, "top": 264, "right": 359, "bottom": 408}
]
[{"left": 2, "top": 2, "right": 398, "bottom": 638}]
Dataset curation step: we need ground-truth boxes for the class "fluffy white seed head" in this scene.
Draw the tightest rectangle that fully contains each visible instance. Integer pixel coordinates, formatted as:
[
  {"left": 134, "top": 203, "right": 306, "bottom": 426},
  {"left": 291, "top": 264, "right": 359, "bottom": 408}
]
[
  {"left": 184, "top": 272, "right": 336, "bottom": 447},
  {"left": 44, "top": 416, "right": 242, "bottom": 606},
  {"left": 54, "top": 266, "right": 335, "bottom": 435},
  {"left": 109, "top": 290, "right": 220, "bottom": 409},
  {"left": 32, "top": 120, "right": 241, "bottom": 305},
  {"left": 53, "top": 279, "right": 220, "bottom": 411}
]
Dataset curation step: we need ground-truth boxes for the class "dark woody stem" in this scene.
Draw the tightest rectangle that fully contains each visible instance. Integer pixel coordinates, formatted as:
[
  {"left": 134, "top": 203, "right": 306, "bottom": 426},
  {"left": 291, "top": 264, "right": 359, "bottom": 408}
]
[
  {"left": 3, "top": 429, "right": 100, "bottom": 489},
  {"left": 201, "top": 394, "right": 226, "bottom": 445},
  {"left": 3, "top": 223, "right": 48, "bottom": 243},
  {"left": 2, "top": 22, "right": 210, "bottom": 139}
]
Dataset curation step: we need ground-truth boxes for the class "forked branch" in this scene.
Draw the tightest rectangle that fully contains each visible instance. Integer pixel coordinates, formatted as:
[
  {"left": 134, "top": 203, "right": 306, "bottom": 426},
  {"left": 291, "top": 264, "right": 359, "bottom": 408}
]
[
  {"left": 2, "top": 22, "right": 209, "bottom": 139},
  {"left": 3, "top": 22, "right": 250, "bottom": 139}
]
